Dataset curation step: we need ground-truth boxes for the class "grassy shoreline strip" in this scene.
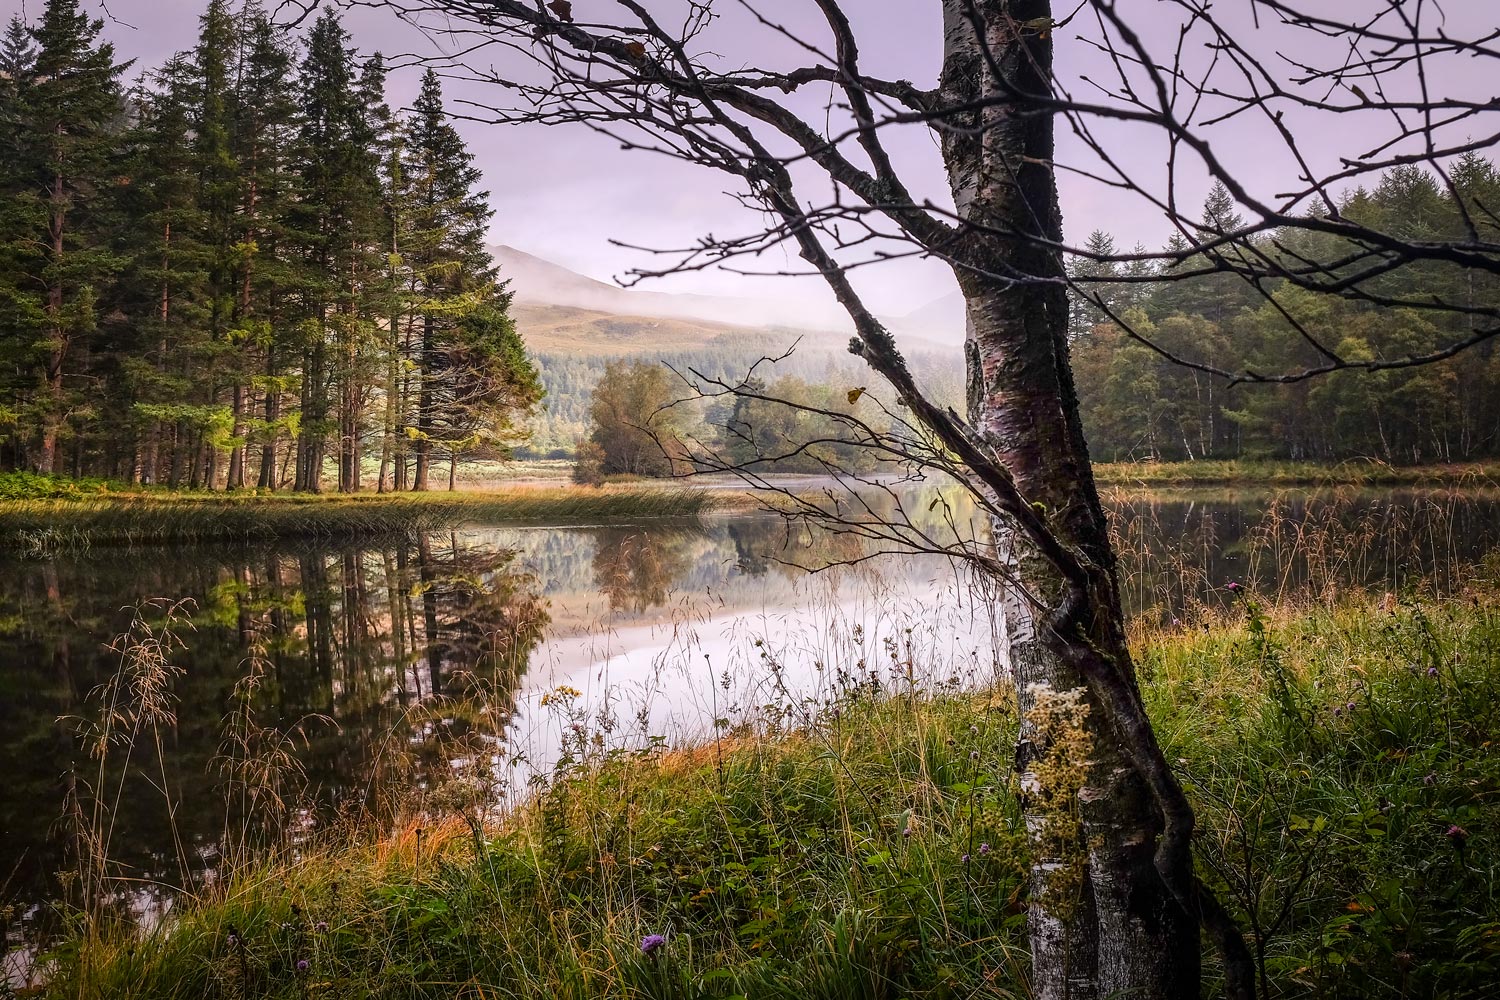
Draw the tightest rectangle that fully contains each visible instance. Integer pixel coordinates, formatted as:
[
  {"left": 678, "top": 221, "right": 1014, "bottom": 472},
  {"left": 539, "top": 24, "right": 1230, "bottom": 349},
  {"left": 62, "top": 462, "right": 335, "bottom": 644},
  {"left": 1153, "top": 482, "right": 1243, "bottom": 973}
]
[
  {"left": 0, "top": 488, "right": 718, "bottom": 551},
  {"left": 1093, "top": 458, "right": 1500, "bottom": 487}
]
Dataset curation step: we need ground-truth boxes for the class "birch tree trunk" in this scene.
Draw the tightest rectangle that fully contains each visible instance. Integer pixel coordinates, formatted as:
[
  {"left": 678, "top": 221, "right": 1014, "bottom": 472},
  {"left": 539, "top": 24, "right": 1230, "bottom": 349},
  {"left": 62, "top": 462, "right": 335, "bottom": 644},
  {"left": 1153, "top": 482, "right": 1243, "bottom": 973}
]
[{"left": 940, "top": 4, "right": 1200, "bottom": 997}]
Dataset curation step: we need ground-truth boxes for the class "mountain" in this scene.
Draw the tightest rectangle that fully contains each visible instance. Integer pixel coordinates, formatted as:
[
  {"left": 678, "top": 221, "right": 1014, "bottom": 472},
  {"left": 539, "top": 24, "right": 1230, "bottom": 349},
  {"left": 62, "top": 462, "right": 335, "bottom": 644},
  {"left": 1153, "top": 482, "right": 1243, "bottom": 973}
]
[
  {"left": 492, "top": 244, "right": 959, "bottom": 356},
  {"left": 491, "top": 246, "right": 966, "bottom": 453},
  {"left": 493, "top": 245, "right": 846, "bottom": 350},
  {"left": 509, "top": 302, "right": 810, "bottom": 356}
]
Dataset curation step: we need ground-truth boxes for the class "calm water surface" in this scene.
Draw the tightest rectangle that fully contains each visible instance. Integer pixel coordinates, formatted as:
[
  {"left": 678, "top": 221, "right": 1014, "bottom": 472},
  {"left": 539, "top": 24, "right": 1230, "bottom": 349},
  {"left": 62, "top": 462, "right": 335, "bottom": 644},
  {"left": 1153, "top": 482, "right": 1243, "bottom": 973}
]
[{"left": 2, "top": 484, "right": 1498, "bottom": 975}]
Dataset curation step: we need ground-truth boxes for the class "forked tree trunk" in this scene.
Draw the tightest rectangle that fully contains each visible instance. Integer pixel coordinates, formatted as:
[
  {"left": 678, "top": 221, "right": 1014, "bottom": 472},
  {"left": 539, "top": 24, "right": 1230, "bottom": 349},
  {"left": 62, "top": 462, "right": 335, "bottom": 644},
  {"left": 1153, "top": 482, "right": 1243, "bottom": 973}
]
[{"left": 940, "top": 4, "right": 1200, "bottom": 997}]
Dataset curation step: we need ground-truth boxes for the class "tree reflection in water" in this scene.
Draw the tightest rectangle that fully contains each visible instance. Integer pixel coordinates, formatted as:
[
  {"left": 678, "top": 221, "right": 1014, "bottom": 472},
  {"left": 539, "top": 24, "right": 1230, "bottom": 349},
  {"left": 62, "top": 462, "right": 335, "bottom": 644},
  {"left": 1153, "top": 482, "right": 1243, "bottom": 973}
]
[
  {"left": 0, "top": 532, "right": 546, "bottom": 936},
  {"left": 591, "top": 527, "right": 695, "bottom": 613}
]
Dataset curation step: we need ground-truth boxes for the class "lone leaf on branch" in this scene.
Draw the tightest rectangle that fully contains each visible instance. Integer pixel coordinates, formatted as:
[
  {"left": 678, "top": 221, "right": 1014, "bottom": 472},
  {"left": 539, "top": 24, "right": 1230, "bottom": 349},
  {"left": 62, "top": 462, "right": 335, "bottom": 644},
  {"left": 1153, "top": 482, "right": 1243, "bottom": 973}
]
[
  {"left": 547, "top": 1, "right": 573, "bottom": 22},
  {"left": 1349, "top": 83, "right": 1371, "bottom": 104},
  {"left": 847, "top": 387, "right": 866, "bottom": 404},
  {"left": 624, "top": 40, "right": 647, "bottom": 59}
]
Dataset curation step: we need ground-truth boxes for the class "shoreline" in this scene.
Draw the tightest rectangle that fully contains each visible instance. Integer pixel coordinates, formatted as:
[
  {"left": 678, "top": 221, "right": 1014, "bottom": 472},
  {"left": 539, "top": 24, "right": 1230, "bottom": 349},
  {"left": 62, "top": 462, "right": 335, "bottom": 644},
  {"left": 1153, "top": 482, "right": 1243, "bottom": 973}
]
[{"left": 0, "top": 487, "right": 721, "bottom": 552}]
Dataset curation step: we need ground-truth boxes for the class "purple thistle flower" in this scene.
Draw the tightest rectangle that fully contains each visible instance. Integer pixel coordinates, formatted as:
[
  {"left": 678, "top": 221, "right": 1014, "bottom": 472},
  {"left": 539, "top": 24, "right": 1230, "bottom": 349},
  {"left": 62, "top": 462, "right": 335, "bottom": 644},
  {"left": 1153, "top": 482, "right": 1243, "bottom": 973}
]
[
  {"left": 1226, "top": 581, "right": 1242, "bottom": 593},
  {"left": 296, "top": 959, "right": 309, "bottom": 972},
  {"left": 1447, "top": 824, "right": 1469, "bottom": 846},
  {"left": 640, "top": 934, "right": 666, "bottom": 956},
  {"left": 1428, "top": 666, "right": 1440, "bottom": 678},
  {"left": 978, "top": 842, "right": 991, "bottom": 856},
  {"left": 314, "top": 921, "right": 329, "bottom": 933},
  {"left": 961, "top": 853, "right": 971, "bottom": 864}
]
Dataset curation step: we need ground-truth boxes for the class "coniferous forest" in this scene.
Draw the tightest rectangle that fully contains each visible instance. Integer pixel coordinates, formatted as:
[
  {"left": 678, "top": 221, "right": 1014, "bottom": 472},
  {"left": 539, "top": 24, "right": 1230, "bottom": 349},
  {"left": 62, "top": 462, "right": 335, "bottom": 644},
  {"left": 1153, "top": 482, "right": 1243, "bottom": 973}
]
[
  {"left": 1068, "top": 176, "right": 1500, "bottom": 465},
  {"left": 0, "top": 0, "right": 540, "bottom": 491}
]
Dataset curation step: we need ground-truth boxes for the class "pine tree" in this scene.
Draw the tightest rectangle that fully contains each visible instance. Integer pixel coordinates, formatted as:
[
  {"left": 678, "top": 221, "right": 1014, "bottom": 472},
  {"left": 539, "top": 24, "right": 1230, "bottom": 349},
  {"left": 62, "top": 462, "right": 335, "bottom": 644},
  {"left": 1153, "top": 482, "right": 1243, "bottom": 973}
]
[
  {"left": 402, "top": 68, "right": 508, "bottom": 490},
  {"left": 232, "top": 4, "right": 301, "bottom": 490},
  {"left": 113, "top": 55, "right": 213, "bottom": 484},
  {"left": 1066, "top": 229, "right": 1121, "bottom": 339},
  {"left": 289, "top": 10, "right": 380, "bottom": 492},
  {"left": 0, "top": 16, "right": 39, "bottom": 468},
  {"left": 191, "top": 0, "right": 242, "bottom": 486},
  {"left": 8, "top": 0, "right": 128, "bottom": 473}
]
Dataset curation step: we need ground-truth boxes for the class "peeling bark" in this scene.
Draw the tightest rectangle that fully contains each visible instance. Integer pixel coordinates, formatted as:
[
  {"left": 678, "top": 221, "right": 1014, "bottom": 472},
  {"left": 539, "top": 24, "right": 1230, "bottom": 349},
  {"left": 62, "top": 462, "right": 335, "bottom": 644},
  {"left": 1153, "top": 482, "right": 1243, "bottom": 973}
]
[{"left": 940, "top": 4, "right": 1200, "bottom": 997}]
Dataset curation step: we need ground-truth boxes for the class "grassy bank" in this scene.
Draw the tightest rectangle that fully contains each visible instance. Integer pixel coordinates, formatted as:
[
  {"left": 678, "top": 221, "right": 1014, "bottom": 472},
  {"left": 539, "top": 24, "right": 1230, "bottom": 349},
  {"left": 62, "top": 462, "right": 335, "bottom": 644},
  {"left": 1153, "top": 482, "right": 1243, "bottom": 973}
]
[
  {"left": 38, "top": 576, "right": 1500, "bottom": 999},
  {"left": 0, "top": 487, "right": 717, "bottom": 552},
  {"left": 1093, "top": 458, "right": 1500, "bottom": 487}
]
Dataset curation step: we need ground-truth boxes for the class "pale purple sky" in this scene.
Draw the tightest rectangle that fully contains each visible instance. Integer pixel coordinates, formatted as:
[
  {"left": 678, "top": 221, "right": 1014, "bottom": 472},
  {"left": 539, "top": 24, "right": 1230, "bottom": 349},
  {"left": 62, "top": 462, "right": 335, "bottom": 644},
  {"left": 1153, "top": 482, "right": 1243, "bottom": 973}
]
[{"left": 20, "top": 0, "right": 1497, "bottom": 328}]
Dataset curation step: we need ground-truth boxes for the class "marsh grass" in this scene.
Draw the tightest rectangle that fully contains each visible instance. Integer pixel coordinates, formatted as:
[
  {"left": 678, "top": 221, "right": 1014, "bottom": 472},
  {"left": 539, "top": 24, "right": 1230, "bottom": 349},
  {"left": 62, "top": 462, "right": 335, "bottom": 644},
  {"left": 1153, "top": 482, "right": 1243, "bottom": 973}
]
[
  {"left": 33, "top": 556, "right": 1500, "bottom": 1000},
  {"left": 1106, "top": 485, "right": 1495, "bottom": 617},
  {"left": 0, "top": 488, "right": 718, "bottom": 552},
  {"left": 1093, "top": 459, "right": 1500, "bottom": 488}
]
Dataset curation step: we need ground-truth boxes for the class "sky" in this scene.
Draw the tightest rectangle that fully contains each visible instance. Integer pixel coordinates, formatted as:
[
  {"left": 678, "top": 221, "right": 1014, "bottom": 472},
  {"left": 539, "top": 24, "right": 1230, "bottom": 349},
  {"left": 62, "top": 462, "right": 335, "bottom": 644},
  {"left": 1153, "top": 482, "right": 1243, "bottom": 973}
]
[{"left": 10, "top": 0, "right": 1496, "bottom": 330}]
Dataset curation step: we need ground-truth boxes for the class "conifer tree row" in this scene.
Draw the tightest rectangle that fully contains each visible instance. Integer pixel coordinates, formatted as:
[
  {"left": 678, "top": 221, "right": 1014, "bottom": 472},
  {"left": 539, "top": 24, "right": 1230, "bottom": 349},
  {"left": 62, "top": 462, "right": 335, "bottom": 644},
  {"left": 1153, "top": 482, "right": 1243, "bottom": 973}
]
[
  {"left": 0, "top": 0, "right": 540, "bottom": 490},
  {"left": 1068, "top": 175, "right": 1500, "bottom": 464}
]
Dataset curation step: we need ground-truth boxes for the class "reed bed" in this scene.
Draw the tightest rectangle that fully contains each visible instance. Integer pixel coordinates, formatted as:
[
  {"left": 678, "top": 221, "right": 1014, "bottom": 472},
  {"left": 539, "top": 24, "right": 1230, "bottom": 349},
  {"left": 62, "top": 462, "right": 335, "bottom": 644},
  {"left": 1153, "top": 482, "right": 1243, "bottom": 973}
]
[{"left": 0, "top": 488, "right": 718, "bottom": 552}]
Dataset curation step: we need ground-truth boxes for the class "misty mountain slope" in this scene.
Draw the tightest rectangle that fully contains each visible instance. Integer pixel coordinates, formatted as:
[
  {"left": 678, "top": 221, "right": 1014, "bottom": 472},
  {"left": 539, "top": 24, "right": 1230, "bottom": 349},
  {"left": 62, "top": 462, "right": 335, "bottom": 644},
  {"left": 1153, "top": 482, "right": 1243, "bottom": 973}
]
[
  {"left": 492, "top": 245, "right": 964, "bottom": 454},
  {"left": 494, "top": 244, "right": 955, "bottom": 354},
  {"left": 509, "top": 302, "right": 826, "bottom": 356}
]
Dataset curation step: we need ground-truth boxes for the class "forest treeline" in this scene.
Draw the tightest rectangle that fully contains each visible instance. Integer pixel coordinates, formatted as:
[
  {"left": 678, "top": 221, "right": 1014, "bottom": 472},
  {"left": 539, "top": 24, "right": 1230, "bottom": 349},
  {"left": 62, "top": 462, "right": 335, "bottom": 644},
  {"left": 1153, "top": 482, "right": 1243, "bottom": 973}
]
[
  {"left": 1068, "top": 173, "right": 1500, "bottom": 464},
  {"left": 0, "top": 0, "right": 540, "bottom": 491},
  {"left": 6, "top": 0, "right": 1498, "bottom": 489}
]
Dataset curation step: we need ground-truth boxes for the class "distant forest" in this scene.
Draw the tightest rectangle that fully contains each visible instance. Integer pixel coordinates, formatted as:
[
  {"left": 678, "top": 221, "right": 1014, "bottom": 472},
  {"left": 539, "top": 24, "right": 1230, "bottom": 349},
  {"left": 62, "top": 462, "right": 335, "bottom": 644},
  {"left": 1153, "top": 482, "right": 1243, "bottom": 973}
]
[
  {"left": 532, "top": 169, "right": 1500, "bottom": 469},
  {"left": 1068, "top": 173, "right": 1500, "bottom": 464},
  {"left": 522, "top": 340, "right": 963, "bottom": 459},
  {"left": 0, "top": 0, "right": 539, "bottom": 490}
]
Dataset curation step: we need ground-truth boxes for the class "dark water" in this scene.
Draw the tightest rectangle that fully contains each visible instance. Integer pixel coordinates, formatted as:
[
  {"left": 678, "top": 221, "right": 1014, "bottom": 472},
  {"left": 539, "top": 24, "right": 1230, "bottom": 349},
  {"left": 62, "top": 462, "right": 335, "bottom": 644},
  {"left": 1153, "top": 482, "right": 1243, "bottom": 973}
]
[{"left": 2, "top": 486, "right": 1498, "bottom": 975}]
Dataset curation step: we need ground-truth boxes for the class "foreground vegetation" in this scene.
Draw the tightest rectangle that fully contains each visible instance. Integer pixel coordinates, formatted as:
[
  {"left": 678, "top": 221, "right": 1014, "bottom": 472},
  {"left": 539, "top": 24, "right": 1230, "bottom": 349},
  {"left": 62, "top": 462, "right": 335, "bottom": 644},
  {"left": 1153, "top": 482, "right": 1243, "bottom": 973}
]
[
  {"left": 0, "top": 486, "right": 716, "bottom": 552},
  {"left": 36, "top": 566, "right": 1500, "bottom": 999}
]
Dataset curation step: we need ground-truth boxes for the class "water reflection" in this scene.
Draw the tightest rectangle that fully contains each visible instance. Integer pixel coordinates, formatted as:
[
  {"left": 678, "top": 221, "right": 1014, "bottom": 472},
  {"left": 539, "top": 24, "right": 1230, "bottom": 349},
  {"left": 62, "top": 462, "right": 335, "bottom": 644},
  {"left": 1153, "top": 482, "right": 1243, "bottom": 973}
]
[
  {"left": 0, "top": 534, "right": 547, "bottom": 958},
  {"left": 2, "top": 485, "right": 1499, "bottom": 976}
]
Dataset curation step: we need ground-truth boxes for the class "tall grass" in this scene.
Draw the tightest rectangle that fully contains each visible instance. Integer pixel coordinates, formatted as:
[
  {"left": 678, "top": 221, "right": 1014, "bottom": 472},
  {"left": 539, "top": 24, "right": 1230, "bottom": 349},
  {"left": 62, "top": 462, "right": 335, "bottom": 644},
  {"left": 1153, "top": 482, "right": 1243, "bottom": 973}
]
[
  {"left": 0, "top": 488, "right": 718, "bottom": 553},
  {"left": 31, "top": 557, "right": 1500, "bottom": 1000},
  {"left": 1106, "top": 485, "right": 1496, "bottom": 617},
  {"left": 1094, "top": 458, "right": 1500, "bottom": 488}
]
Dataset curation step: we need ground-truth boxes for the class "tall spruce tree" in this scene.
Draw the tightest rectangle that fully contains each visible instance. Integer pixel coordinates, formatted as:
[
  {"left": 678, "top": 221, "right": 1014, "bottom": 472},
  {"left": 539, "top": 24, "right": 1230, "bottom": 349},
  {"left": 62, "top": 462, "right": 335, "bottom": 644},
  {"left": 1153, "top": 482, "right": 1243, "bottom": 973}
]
[
  {"left": 0, "top": 16, "right": 39, "bottom": 468},
  {"left": 290, "top": 10, "right": 380, "bottom": 492},
  {"left": 113, "top": 55, "right": 213, "bottom": 484},
  {"left": 402, "top": 68, "right": 514, "bottom": 490},
  {"left": 190, "top": 0, "right": 241, "bottom": 487},
  {"left": 232, "top": 4, "right": 302, "bottom": 490},
  {"left": 7, "top": 0, "right": 127, "bottom": 473}
]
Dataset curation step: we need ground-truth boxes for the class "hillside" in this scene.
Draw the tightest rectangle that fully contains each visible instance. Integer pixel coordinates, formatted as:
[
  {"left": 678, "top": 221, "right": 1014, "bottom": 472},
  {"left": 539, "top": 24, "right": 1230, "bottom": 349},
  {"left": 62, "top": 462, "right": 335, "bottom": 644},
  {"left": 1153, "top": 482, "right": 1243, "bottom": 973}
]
[
  {"left": 492, "top": 245, "right": 965, "bottom": 454},
  {"left": 494, "top": 244, "right": 956, "bottom": 355},
  {"left": 510, "top": 302, "right": 819, "bottom": 356}
]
